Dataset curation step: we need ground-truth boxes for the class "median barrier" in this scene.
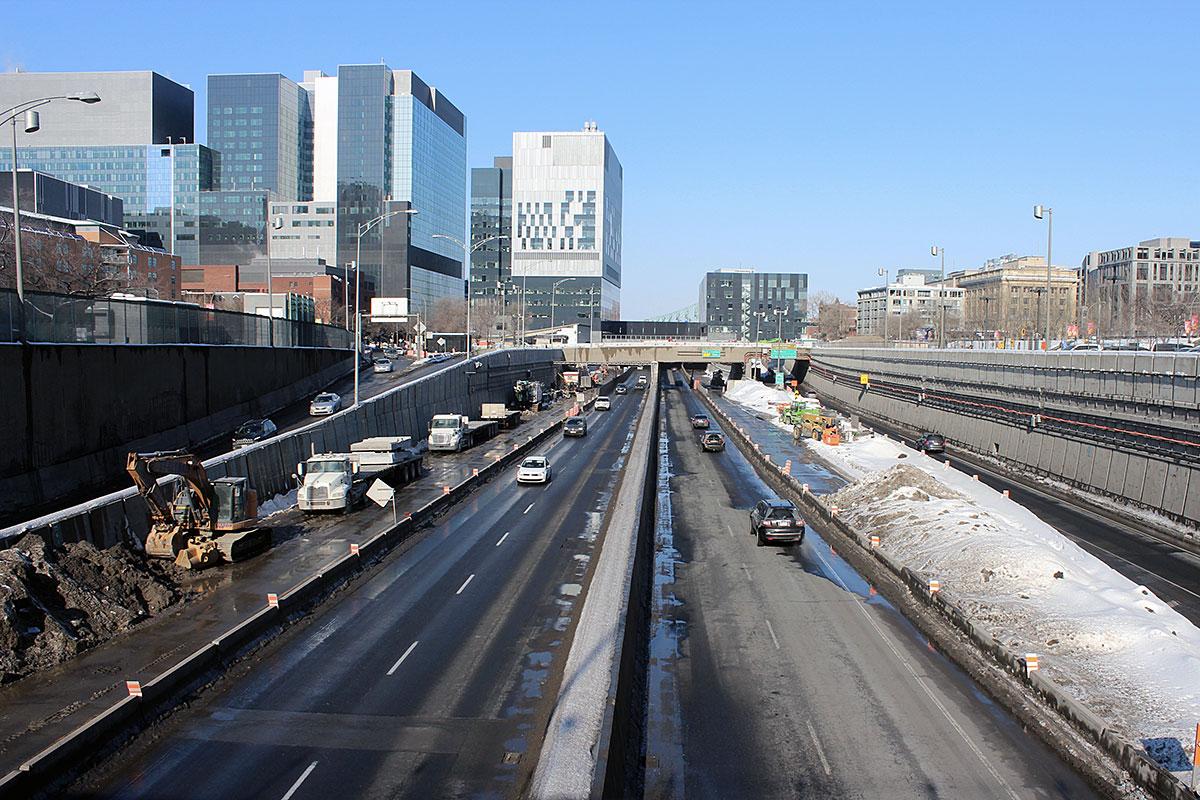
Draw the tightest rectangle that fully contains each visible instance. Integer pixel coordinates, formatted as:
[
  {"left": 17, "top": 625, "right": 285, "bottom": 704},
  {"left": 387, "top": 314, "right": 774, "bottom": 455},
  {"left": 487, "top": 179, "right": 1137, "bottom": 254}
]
[
  {"left": 694, "top": 384, "right": 1199, "bottom": 800},
  {"left": 18, "top": 694, "right": 142, "bottom": 784}
]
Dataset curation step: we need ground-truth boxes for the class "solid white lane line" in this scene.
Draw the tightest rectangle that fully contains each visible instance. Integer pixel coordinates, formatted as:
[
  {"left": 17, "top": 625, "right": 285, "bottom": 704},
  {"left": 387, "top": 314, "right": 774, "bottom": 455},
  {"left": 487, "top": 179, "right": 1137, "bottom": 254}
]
[
  {"left": 724, "top": 524, "right": 735, "bottom": 539},
  {"left": 524, "top": 503, "right": 535, "bottom": 514},
  {"left": 281, "top": 761, "right": 319, "bottom": 800},
  {"left": 806, "top": 721, "right": 832, "bottom": 776},
  {"left": 496, "top": 531, "right": 511, "bottom": 547},
  {"left": 740, "top": 563, "right": 753, "bottom": 582},
  {"left": 456, "top": 574, "right": 475, "bottom": 595},
  {"left": 764, "top": 619, "right": 781, "bottom": 650},
  {"left": 811, "top": 548, "right": 1020, "bottom": 800},
  {"left": 386, "top": 641, "right": 419, "bottom": 676}
]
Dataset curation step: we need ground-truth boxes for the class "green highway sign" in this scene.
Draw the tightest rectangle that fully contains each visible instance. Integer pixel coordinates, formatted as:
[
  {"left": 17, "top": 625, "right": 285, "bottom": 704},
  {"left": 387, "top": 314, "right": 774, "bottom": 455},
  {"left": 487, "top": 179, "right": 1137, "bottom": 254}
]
[
  {"left": 701, "top": 349, "right": 722, "bottom": 358},
  {"left": 775, "top": 372, "right": 785, "bottom": 386},
  {"left": 770, "top": 348, "right": 798, "bottom": 359}
]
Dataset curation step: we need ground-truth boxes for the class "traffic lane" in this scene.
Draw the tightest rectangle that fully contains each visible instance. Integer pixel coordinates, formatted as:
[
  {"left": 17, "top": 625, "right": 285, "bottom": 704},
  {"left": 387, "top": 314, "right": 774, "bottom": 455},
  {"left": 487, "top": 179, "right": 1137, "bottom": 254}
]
[
  {"left": 654, "top": 388, "right": 1097, "bottom": 799},
  {"left": 845, "top": 409, "right": 1200, "bottom": 626},
  {"left": 70, "top": 391, "right": 645, "bottom": 800}
]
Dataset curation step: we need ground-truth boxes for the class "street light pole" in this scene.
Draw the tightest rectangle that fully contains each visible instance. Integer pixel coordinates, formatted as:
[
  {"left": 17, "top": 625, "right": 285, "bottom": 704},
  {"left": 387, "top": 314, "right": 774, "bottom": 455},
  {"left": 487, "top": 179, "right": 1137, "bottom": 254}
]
[
  {"left": 265, "top": 210, "right": 282, "bottom": 346},
  {"left": 431, "top": 232, "right": 508, "bottom": 357},
  {"left": 1034, "top": 205, "right": 1053, "bottom": 349},
  {"left": 930, "top": 245, "right": 946, "bottom": 347},
  {"left": 3, "top": 92, "right": 101, "bottom": 339},
  {"left": 353, "top": 208, "right": 419, "bottom": 407},
  {"left": 550, "top": 277, "right": 574, "bottom": 329},
  {"left": 877, "top": 267, "right": 890, "bottom": 343}
]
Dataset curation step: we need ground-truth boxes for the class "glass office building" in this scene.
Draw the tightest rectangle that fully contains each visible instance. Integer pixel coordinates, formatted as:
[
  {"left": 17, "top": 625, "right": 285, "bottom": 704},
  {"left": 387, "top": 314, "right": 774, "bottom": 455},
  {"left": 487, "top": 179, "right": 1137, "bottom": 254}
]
[
  {"left": 207, "top": 73, "right": 313, "bottom": 199},
  {"left": 0, "top": 144, "right": 215, "bottom": 264},
  {"left": 470, "top": 157, "right": 512, "bottom": 299},
  {"left": 698, "top": 269, "right": 809, "bottom": 341}
]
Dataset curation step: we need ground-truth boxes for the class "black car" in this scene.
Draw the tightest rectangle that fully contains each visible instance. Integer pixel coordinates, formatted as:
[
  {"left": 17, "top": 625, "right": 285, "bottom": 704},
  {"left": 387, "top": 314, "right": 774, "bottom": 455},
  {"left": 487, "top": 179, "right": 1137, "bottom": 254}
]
[
  {"left": 749, "top": 499, "right": 805, "bottom": 547},
  {"left": 232, "top": 418, "right": 278, "bottom": 449},
  {"left": 690, "top": 413, "right": 710, "bottom": 429},
  {"left": 700, "top": 432, "right": 726, "bottom": 452},
  {"left": 563, "top": 417, "right": 588, "bottom": 437},
  {"left": 915, "top": 432, "right": 945, "bottom": 453}
]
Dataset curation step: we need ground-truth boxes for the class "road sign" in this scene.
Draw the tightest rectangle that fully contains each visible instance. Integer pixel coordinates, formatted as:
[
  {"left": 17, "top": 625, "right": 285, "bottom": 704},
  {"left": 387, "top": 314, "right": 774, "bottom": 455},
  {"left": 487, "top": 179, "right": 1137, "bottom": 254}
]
[
  {"left": 774, "top": 372, "right": 784, "bottom": 386},
  {"left": 414, "top": 322, "right": 427, "bottom": 335},
  {"left": 437, "top": 337, "right": 446, "bottom": 346},
  {"left": 859, "top": 373, "right": 870, "bottom": 385},
  {"left": 370, "top": 297, "right": 409, "bottom": 322},
  {"left": 367, "top": 479, "right": 395, "bottom": 508},
  {"left": 769, "top": 348, "right": 798, "bottom": 359},
  {"left": 701, "top": 348, "right": 722, "bottom": 358}
]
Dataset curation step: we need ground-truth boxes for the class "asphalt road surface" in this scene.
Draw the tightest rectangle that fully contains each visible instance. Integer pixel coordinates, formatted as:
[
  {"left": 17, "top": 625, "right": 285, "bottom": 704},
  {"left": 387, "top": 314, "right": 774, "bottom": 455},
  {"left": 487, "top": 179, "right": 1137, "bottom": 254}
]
[
  {"left": 644, "top": 369, "right": 1099, "bottom": 799},
  {"left": 68, "top": 386, "right": 645, "bottom": 800}
]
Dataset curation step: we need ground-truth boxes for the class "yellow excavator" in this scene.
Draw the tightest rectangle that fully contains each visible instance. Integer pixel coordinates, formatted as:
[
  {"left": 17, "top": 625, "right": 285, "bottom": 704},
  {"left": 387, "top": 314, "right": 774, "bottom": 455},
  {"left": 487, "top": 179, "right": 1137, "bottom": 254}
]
[{"left": 126, "top": 450, "right": 273, "bottom": 569}]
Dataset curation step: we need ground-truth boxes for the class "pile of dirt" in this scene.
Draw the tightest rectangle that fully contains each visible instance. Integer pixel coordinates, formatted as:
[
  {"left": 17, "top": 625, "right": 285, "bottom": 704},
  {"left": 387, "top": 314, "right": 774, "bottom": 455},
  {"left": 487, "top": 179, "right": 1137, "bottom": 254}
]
[{"left": 0, "top": 535, "right": 187, "bottom": 681}]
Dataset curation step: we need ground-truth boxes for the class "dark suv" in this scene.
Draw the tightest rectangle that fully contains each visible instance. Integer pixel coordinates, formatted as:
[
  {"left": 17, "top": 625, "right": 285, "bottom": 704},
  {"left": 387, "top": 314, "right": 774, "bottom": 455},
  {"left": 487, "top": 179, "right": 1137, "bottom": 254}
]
[
  {"left": 563, "top": 417, "right": 588, "bottom": 437},
  {"left": 700, "top": 432, "right": 725, "bottom": 452},
  {"left": 749, "top": 499, "right": 805, "bottom": 547},
  {"left": 914, "top": 432, "right": 945, "bottom": 454}
]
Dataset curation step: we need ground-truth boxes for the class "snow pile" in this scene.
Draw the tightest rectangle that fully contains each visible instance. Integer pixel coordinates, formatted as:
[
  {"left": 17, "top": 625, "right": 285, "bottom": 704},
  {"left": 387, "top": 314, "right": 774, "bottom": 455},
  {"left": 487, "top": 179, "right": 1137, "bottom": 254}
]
[
  {"left": 820, "top": 439, "right": 1200, "bottom": 765},
  {"left": 723, "top": 381, "right": 794, "bottom": 418}
]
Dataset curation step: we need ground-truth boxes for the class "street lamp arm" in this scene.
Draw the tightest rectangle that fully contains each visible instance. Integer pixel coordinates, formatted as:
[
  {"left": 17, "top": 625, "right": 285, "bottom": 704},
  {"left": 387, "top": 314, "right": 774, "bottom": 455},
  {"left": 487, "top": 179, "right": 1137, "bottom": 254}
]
[
  {"left": 358, "top": 208, "right": 418, "bottom": 237},
  {"left": 1, "top": 92, "right": 102, "bottom": 125}
]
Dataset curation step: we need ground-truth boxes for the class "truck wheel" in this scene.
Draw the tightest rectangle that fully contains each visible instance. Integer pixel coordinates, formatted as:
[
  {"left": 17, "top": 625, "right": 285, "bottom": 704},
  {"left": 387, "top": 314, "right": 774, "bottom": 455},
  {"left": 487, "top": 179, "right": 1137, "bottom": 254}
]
[{"left": 756, "top": 533, "right": 766, "bottom": 547}]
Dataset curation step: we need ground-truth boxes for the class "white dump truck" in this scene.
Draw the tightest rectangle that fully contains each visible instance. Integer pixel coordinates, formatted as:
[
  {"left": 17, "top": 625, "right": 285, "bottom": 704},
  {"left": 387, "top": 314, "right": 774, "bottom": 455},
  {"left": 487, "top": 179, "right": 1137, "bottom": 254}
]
[
  {"left": 296, "top": 435, "right": 423, "bottom": 513},
  {"left": 427, "top": 414, "right": 501, "bottom": 452}
]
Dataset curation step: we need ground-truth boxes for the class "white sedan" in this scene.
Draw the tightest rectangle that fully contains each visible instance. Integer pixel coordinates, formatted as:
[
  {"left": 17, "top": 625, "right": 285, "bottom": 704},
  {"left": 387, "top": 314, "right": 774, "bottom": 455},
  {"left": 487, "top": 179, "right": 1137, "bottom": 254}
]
[
  {"left": 373, "top": 358, "right": 394, "bottom": 373},
  {"left": 516, "top": 455, "right": 552, "bottom": 484},
  {"left": 309, "top": 392, "right": 342, "bottom": 416}
]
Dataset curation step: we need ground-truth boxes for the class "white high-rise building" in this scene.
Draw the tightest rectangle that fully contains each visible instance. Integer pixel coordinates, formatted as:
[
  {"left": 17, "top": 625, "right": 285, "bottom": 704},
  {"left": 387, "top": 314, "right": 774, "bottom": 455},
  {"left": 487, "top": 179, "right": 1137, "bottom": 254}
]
[{"left": 511, "top": 122, "right": 622, "bottom": 331}]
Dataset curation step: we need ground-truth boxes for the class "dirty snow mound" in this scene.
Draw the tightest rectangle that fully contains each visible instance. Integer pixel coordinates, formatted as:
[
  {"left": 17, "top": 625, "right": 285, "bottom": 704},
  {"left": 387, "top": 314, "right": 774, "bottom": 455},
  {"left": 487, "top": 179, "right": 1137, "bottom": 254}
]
[
  {"left": 829, "top": 463, "right": 1200, "bottom": 765},
  {"left": 724, "top": 381, "right": 794, "bottom": 418},
  {"left": 0, "top": 535, "right": 187, "bottom": 681}
]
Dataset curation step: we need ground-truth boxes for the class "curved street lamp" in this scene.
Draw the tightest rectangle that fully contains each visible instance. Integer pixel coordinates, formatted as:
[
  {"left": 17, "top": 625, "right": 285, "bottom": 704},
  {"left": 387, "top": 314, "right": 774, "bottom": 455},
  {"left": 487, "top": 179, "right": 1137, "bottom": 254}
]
[
  {"left": 4, "top": 92, "right": 101, "bottom": 339},
  {"left": 431, "top": 232, "right": 509, "bottom": 357},
  {"left": 353, "top": 208, "right": 418, "bottom": 406}
]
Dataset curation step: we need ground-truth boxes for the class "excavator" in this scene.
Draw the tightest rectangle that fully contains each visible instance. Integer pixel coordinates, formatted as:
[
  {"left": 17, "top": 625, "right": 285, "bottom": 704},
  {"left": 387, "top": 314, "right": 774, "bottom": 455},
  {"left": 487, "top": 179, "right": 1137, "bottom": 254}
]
[{"left": 126, "top": 450, "right": 273, "bottom": 569}]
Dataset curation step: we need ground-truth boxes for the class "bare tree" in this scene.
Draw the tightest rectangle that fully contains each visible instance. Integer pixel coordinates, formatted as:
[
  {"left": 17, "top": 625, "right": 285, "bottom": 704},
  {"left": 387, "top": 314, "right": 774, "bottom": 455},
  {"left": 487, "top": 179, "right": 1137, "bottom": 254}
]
[
  {"left": 470, "top": 297, "right": 506, "bottom": 343},
  {"left": 427, "top": 296, "right": 466, "bottom": 332}
]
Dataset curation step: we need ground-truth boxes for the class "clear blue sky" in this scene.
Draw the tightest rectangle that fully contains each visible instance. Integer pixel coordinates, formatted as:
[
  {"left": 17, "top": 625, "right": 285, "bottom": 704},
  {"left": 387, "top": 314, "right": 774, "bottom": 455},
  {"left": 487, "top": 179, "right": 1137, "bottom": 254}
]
[{"left": 6, "top": 0, "right": 1197, "bottom": 318}]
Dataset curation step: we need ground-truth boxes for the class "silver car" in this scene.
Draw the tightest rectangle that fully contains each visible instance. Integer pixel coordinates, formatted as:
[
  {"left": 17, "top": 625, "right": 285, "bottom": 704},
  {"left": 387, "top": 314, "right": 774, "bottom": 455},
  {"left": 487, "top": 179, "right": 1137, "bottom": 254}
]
[{"left": 309, "top": 392, "right": 342, "bottom": 416}]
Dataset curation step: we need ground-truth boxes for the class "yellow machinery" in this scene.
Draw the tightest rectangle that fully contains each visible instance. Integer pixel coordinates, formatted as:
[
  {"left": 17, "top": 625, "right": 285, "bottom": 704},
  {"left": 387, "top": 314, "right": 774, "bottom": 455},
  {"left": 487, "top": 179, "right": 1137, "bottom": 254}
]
[
  {"left": 795, "top": 414, "right": 841, "bottom": 445},
  {"left": 126, "top": 451, "right": 272, "bottom": 569}
]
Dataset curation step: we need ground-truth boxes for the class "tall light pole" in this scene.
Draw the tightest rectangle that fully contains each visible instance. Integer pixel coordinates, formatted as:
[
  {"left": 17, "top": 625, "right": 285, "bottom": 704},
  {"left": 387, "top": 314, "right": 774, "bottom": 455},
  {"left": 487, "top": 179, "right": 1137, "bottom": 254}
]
[
  {"left": 4, "top": 92, "right": 101, "bottom": 339},
  {"left": 930, "top": 245, "right": 946, "bottom": 347},
  {"left": 354, "top": 208, "right": 419, "bottom": 406},
  {"left": 431, "top": 232, "right": 508, "bottom": 357},
  {"left": 264, "top": 209, "right": 283, "bottom": 346},
  {"left": 549, "top": 277, "right": 575, "bottom": 329},
  {"left": 753, "top": 310, "right": 767, "bottom": 342},
  {"left": 877, "top": 267, "right": 890, "bottom": 343},
  {"left": 772, "top": 308, "right": 788, "bottom": 378},
  {"left": 1034, "top": 204, "right": 1053, "bottom": 349}
]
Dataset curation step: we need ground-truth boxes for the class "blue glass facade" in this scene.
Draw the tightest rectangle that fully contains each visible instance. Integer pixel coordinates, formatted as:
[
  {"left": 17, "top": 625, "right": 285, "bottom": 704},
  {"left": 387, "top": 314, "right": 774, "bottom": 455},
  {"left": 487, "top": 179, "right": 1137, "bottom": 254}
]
[{"left": 208, "top": 73, "right": 312, "bottom": 199}]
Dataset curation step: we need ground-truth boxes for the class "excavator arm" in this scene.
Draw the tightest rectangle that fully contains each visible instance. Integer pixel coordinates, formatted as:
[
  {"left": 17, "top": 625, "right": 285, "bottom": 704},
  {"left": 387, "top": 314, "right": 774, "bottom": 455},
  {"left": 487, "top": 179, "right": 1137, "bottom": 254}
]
[{"left": 125, "top": 450, "right": 218, "bottom": 532}]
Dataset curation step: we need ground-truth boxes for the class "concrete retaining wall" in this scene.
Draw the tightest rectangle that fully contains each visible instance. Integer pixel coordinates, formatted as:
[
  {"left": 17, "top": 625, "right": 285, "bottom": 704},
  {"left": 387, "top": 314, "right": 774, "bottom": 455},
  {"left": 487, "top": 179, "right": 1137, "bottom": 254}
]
[
  {"left": 807, "top": 348, "right": 1200, "bottom": 532},
  {"left": 2, "top": 349, "right": 561, "bottom": 550},
  {"left": 0, "top": 344, "right": 353, "bottom": 521}
]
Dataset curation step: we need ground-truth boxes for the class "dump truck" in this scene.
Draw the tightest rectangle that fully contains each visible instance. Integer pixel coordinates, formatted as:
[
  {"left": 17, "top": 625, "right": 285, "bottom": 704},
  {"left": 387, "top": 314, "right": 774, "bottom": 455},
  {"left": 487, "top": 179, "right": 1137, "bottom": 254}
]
[
  {"left": 296, "top": 436, "right": 423, "bottom": 513},
  {"left": 481, "top": 402, "right": 523, "bottom": 429},
  {"left": 127, "top": 450, "right": 272, "bottom": 570},
  {"left": 428, "top": 414, "right": 501, "bottom": 452}
]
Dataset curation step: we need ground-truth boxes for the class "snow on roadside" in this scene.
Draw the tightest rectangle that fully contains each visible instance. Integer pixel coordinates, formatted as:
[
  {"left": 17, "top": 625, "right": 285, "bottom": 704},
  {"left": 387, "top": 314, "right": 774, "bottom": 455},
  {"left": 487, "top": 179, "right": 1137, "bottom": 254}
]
[
  {"left": 726, "top": 389, "right": 1200, "bottom": 770},
  {"left": 723, "top": 380, "right": 795, "bottom": 418}
]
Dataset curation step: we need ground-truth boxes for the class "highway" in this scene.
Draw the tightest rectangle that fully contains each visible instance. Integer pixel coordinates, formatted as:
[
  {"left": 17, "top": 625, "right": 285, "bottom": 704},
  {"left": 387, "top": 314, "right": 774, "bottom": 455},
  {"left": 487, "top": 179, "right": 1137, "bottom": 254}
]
[
  {"left": 67, "top": 378, "right": 646, "bottom": 800},
  {"left": 644, "top": 370, "right": 1099, "bottom": 799},
  {"left": 815, "top": 395, "right": 1200, "bottom": 626}
]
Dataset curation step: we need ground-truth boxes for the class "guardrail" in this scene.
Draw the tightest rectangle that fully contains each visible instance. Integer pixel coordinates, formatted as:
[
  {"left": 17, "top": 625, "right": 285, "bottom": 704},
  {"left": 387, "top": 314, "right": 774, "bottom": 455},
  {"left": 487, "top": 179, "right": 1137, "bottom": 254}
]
[
  {"left": 0, "top": 404, "right": 584, "bottom": 798},
  {"left": 696, "top": 386, "right": 1197, "bottom": 800},
  {"left": 0, "top": 288, "right": 353, "bottom": 348}
]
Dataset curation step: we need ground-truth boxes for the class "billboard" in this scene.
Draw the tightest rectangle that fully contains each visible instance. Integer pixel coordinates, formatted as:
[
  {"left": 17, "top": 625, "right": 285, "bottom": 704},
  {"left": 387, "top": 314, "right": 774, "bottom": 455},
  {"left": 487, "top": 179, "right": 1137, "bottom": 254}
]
[{"left": 370, "top": 297, "right": 409, "bottom": 322}]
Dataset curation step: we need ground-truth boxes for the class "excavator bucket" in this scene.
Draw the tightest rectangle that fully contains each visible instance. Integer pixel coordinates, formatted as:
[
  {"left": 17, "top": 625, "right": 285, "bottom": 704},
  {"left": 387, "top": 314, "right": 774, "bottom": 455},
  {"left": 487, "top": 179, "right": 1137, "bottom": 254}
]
[
  {"left": 174, "top": 540, "right": 223, "bottom": 570},
  {"left": 145, "top": 527, "right": 187, "bottom": 560}
]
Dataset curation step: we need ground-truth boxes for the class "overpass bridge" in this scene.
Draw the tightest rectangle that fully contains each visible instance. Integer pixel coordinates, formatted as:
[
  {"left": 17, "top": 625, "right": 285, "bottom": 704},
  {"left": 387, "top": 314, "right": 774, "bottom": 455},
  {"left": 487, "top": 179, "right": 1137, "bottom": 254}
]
[{"left": 559, "top": 340, "right": 811, "bottom": 378}]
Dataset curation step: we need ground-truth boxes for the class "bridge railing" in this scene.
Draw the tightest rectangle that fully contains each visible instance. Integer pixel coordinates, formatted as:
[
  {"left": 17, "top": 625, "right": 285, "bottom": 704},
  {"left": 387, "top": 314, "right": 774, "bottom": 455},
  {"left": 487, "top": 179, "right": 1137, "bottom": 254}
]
[{"left": 0, "top": 289, "right": 353, "bottom": 349}]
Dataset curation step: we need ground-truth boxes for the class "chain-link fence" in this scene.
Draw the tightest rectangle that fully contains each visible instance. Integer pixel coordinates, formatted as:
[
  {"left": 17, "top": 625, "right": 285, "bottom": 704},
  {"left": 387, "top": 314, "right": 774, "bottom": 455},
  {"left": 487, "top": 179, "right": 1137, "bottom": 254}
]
[{"left": 0, "top": 289, "right": 353, "bottom": 349}]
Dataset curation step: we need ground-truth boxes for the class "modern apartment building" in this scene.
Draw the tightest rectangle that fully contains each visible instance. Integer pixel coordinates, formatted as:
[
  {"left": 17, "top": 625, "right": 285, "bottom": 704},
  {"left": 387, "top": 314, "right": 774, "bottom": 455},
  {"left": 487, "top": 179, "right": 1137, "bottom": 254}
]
[
  {"left": 511, "top": 123, "right": 622, "bottom": 333},
  {"left": 207, "top": 73, "right": 313, "bottom": 198},
  {"left": 470, "top": 156, "right": 513, "bottom": 300},
  {"left": 946, "top": 255, "right": 1078, "bottom": 338},
  {"left": 0, "top": 70, "right": 193, "bottom": 146},
  {"left": 297, "top": 65, "right": 466, "bottom": 309},
  {"left": 697, "top": 269, "right": 808, "bottom": 340},
  {"left": 856, "top": 272, "right": 964, "bottom": 338},
  {"left": 1080, "top": 237, "right": 1200, "bottom": 335}
]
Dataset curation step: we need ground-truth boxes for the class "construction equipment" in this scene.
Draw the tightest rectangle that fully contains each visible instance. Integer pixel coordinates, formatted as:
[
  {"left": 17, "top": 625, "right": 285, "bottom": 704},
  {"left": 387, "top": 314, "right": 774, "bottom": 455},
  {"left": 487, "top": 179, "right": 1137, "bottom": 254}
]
[
  {"left": 513, "top": 379, "right": 544, "bottom": 410},
  {"left": 126, "top": 450, "right": 272, "bottom": 569},
  {"left": 795, "top": 414, "right": 841, "bottom": 445}
]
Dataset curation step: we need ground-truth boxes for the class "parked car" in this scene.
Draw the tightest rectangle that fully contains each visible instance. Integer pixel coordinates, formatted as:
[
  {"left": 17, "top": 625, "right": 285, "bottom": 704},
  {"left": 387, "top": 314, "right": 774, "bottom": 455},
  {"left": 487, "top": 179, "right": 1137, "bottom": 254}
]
[
  {"left": 595, "top": 396, "right": 611, "bottom": 410},
  {"left": 373, "top": 358, "right": 394, "bottom": 374},
  {"left": 1070, "top": 342, "right": 1101, "bottom": 351},
  {"left": 700, "top": 432, "right": 726, "bottom": 452},
  {"left": 1150, "top": 341, "right": 1195, "bottom": 352},
  {"left": 383, "top": 347, "right": 402, "bottom": 359},
  {"left": 914, "top": 432, "right": 945, "bottom": 453},
  {"left": 690, "top": 413, "right": 710, "bottom": 429},
  {"left": 309, "top": 392, "right": 342, "bottom": 416},
  {"left": 749, "top": 499, "right": 805, "bottom": 547},
  {"left": 564, "top": 417, "right": 588, "bottom": 437},
  {"left": 615, "top": 385, "right": 628, "bottom": 395},
  {"left": 232, "top": 417, "right": 277, "bottom": 449},
  {"left": 517, "top": 455, "right": 552, "bottom": 484}
]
